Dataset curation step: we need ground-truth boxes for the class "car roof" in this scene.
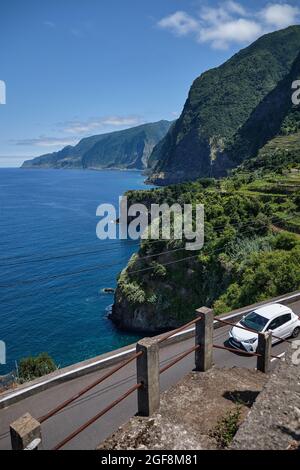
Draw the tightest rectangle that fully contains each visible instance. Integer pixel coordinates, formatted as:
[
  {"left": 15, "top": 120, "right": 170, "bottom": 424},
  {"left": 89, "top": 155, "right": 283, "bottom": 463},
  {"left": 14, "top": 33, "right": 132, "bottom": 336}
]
[{"left": 252, "top": 303, "right": 292, "bottom": 320}]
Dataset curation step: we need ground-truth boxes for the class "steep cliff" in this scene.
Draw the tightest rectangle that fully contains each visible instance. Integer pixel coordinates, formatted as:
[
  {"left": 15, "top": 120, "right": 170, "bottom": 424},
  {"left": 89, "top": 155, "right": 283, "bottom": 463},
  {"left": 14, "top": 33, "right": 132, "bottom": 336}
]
[
  {"left": 22, "top": 120, "right": 172, "bottom": 170},
  {"left": 148, "top": 26, "right": 300, "bottom": 185}
]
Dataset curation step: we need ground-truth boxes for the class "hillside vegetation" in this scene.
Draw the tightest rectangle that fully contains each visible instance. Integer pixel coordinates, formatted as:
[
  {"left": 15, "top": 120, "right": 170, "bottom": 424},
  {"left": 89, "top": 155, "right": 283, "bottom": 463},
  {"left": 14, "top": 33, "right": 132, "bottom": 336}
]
[{"left": 112, "top": 133, "right": 300, "bottom": 332}]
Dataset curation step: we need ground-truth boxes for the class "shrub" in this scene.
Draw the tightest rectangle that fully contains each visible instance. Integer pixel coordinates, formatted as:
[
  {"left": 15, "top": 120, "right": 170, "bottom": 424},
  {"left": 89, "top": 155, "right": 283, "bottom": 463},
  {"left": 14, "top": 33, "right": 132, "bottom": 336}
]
[
  {"left": 147, "top": 293, "right": 158, "bottom": 304},
  {"left": 272, "top": 232, "right": 298, "bottom": 251},
  {"left": 228, "top": 235, "right": 274, "bottom": 263},
  {"left": 214, "top": 283, "right": 241, "bottom": 314},
  {"left": 120, "top": 280, "right": 146, "bottom": 304},
  {"left": 215, "top": 246, "right": 300, "bottom": 312},
  {"left": 150, "top": 261, "right": 167, "bottom": 279},
  {"left": 18, "top": 353, "right": 57, "bottom": 382}
]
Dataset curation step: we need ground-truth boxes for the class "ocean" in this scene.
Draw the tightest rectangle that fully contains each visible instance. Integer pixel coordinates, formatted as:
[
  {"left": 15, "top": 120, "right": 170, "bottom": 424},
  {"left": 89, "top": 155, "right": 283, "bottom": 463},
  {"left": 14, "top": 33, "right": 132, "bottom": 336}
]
[{"left": 0, "top": 168, "right": 147, "bottom": 374}]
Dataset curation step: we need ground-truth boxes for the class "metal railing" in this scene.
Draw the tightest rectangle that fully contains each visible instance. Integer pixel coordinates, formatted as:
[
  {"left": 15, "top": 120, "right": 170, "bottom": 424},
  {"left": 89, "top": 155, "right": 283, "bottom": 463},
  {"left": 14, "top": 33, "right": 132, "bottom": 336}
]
[
  {"left": 9, "top": 305, "right": 290, "bottom": 450},
  {"left": 157, "top": 316, "right": 202, "bottom": 344},
  {"left": 160, "top": 345, "right": 200, "bottom": 374},
  {"left": 53, "top": 382, "right": 143, "bottom": 450},
  {"left": 39, "top": 351, "right": 142, "bottom": 424}
]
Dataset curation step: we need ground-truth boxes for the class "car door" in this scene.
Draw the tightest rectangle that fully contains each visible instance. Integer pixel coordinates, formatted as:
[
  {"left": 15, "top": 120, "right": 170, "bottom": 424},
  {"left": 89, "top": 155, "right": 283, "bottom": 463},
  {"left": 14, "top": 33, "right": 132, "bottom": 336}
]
[
  {"left": 268, "top": 314, "right": 292, "bottom": 342},
  {"left": 276, "top": 313, "right": 293, "bottom": 339},
  {"left": 267, "top": 316, "right": 282, "bottom": 343}
]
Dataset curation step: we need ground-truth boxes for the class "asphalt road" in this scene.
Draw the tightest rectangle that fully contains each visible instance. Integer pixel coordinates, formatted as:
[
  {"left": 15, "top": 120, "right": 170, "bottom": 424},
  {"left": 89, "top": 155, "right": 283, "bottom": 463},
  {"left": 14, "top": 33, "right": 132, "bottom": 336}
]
[{"left": 0, "top": 299, "right": 299, "bottom": 450}]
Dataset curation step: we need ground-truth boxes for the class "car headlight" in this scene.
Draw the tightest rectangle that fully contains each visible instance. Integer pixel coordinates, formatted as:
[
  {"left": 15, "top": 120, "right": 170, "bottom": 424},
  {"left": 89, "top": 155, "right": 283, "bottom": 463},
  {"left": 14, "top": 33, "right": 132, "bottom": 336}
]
[{"left": 244, "top": 337, "right": 257, "bottom": 344}]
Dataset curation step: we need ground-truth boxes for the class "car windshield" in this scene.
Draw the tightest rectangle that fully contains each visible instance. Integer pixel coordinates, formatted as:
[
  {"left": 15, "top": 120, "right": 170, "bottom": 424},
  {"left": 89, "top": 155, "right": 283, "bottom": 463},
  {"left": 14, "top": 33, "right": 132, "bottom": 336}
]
[{"left": 240, "top": 311, "right": 269, "bottom": 332}]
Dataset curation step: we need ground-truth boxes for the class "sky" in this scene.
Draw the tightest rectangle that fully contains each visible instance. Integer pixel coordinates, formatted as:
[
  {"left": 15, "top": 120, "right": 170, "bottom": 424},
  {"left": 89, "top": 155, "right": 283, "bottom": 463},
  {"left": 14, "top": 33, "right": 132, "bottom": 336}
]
[{"left": 0, "top": 0, "right": 300, "bottom": 167}]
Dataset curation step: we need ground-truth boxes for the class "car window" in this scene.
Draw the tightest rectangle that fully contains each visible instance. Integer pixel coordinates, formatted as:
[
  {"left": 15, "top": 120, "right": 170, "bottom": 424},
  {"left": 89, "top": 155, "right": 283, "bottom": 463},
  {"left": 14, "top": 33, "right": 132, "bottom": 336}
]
[
  {"left": 278, "top": 313, "right": 291, "bottom": 326},
  {"left": 269, "top": 314, "right": 291, "bottom": 330},
  {"left": 240, "top": 312, "right": 269, "bottom": 332},
  {"left": 268, "top": 317, "right": 281, "bottom": 330}
]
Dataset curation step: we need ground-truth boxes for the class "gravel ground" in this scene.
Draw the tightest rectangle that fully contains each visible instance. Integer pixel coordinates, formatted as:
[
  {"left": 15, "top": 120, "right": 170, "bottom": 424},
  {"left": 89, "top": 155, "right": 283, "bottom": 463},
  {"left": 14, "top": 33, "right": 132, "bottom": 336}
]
[{"left": 98, "top": 367, "right": 267, "bottom": 450}]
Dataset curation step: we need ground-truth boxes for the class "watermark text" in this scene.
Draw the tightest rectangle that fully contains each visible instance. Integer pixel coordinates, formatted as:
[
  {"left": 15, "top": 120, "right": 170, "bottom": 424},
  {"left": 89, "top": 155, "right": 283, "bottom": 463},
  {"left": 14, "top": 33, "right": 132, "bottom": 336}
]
[
  {"left": 96, "top": 197, "right": 204, "bottom": 251},
  {"left": 0, "top": 341, "right": 6, "bottom": 365},
  {"left": 0, "top": 80, "right": 6, "bottom": 105},
  {"left": 292, "top": 80, "right": 300, "bottom": 105}
]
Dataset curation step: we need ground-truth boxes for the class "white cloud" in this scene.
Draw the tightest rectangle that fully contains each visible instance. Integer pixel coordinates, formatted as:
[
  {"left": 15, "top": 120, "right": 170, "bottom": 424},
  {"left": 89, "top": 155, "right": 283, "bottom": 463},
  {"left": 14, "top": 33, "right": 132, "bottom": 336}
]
[
  {"left": 157, "top": 2, "right": 300, "bottom": 49},
  {"left": 44, "top": 21, "right": 56, "bottom": 28},
  {"left": 11, "top": 116, "right": 146, "bottom": 151},
  {"left": 61, "top": 115, "right": 144, "bottom": 135},
  {"left": 260, "top": 3, "right": 300, "bottom": 28},
  {"left": 100, "top": 116, "right": 143, "bottom": 127},
  {"left": 157, "top": 11, "right": 199, "bottom": 36},
  {"left": 199, "top": 1, "right": 246, "bottom": 25},
  {"left": 226, "top": 1, "right": 247, "bottom": 16},
  {"left": 199, "top": 19, "right": 263, "bottom": 49},
  {"left": 14, "top": 137, "right": 77, "bottom": 147}
]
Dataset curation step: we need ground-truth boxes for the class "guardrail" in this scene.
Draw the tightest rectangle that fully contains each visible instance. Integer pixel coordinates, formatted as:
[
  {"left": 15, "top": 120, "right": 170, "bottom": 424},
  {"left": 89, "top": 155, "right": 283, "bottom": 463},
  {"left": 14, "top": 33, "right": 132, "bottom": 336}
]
[
  {"left": 10, "top": 302, "right": 293, "bottom": 450},
  {"left": 39, "top": 351, "right": 142, "bottom": 424},
  {"left": 2, "top": 290, "right": 299, "bottom": 411}
]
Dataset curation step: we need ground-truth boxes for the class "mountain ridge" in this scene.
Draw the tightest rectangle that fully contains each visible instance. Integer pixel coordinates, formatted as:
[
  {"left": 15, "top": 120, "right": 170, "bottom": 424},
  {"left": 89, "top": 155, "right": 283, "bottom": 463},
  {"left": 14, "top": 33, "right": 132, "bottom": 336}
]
[
  {"left": 148, "top": 26, "right": 300, "bottom": 185},
  {"left": 21, "top": 120, "right": 172, "bottom": 170}
]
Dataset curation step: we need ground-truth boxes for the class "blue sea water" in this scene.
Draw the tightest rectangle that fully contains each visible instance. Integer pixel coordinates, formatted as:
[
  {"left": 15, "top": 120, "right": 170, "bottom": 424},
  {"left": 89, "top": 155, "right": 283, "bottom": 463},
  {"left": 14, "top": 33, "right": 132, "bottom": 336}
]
[{"left": 0, "top": 168, "right": 148, "bottom": 374}]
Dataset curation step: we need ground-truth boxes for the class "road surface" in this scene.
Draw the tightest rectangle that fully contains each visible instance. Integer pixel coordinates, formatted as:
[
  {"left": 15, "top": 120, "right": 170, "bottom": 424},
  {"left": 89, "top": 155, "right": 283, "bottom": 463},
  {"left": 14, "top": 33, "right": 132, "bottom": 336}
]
[{"left": 0, "top": 299, "right": 299, "bottom": 450}]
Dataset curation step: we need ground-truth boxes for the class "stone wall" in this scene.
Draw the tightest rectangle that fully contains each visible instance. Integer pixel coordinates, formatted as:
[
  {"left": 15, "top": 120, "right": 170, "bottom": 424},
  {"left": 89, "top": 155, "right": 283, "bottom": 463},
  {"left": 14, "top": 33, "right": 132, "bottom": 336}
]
[{"left": 231, "top": 345, "right": 300, "bottom": 450}]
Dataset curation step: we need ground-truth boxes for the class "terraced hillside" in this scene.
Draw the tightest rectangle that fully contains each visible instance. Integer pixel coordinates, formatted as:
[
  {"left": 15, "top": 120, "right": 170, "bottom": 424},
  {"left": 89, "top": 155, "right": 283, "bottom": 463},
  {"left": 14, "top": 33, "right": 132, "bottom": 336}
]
[{"left": 111, "top": 151, "right": 300, "bottom": 332}]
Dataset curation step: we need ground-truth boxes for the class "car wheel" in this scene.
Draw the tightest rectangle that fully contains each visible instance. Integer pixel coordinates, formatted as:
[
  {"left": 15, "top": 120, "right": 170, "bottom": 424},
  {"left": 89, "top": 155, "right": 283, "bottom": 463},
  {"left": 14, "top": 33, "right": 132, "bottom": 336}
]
[{"left": 292, "top": 327, "right": 300, "bottom": 338}]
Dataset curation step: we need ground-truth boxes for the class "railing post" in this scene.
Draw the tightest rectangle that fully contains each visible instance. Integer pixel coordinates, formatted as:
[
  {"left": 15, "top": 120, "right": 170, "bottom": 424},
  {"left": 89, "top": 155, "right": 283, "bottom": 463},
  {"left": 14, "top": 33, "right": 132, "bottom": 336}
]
[
  {"left": 195, "top": 307, "right": 214, "bottom": 372},
  {"left": 136, "top": 338, "right": 160, "bottom": 416},
  {"left": 10, "top": 413, "right": 42, "bottom": 450},
  {"left": 257, "top": 332, "right": 272, "bottom": 373}
]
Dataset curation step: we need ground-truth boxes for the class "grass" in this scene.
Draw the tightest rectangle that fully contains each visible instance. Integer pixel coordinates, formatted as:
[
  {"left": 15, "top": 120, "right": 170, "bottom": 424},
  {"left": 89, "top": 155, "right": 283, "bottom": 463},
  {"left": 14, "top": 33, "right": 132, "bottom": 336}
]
[{"left": 209, "top": 406, "right": 242, "bottom": 448}]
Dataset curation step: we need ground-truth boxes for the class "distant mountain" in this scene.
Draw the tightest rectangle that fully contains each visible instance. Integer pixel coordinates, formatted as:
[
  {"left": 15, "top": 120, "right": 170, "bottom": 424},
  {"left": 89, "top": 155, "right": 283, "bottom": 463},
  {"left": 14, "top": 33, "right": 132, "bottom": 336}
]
[
  {"left": 22, "top": 120, "right": 172, "bottom": 170},
  {"left": 148, "top": 26, "right": 300, "bottom": 185}
]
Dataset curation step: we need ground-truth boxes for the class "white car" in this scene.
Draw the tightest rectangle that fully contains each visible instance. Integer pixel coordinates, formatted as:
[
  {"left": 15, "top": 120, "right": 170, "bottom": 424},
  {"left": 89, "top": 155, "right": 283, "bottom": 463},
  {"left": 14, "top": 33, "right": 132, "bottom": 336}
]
[{"left": 229, "top": 303, "right": 300, "bottom": 353}]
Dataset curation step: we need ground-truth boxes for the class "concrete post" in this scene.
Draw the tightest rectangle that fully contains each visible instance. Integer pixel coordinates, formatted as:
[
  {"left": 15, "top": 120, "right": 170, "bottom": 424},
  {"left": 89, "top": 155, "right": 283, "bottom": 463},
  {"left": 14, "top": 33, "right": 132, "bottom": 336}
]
[
  {"left": 136, "top": 338, "right": 160, "bottom": 416},
  {"left": 257, "top": 332, "right": 272, "bottom": 373},
  {"left": 10, "top": 413, "right": 42, "bottom": 450},
  {"left": 195, "top": 307, "right": 214, "bottom": 372}
]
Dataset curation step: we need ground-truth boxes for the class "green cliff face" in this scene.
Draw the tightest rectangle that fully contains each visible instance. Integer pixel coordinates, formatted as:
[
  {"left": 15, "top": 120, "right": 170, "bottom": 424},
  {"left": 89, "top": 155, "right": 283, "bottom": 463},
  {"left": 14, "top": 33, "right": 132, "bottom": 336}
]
[
  {"left": 112, "top": 117, "right": 300, "bottom": 332},
  {"left": 148, "top": 26, "right": 300, "bottom": 185},
  {"left": 112, "top": 167, "right": 300, "bottom": 332},
  {"left": 22, "top": 120, "right": 172, "bottom": 170},
  {"left": 226, "top": 50, "right": 300, "bottom": 163}
]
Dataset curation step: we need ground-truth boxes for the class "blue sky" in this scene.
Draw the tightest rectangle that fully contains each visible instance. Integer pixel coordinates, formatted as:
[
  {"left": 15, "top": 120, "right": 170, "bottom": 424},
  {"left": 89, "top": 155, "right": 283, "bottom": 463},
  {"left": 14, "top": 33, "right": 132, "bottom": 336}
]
[{"left": 0, "top": 0, "right": 299, "bottom": 167}]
